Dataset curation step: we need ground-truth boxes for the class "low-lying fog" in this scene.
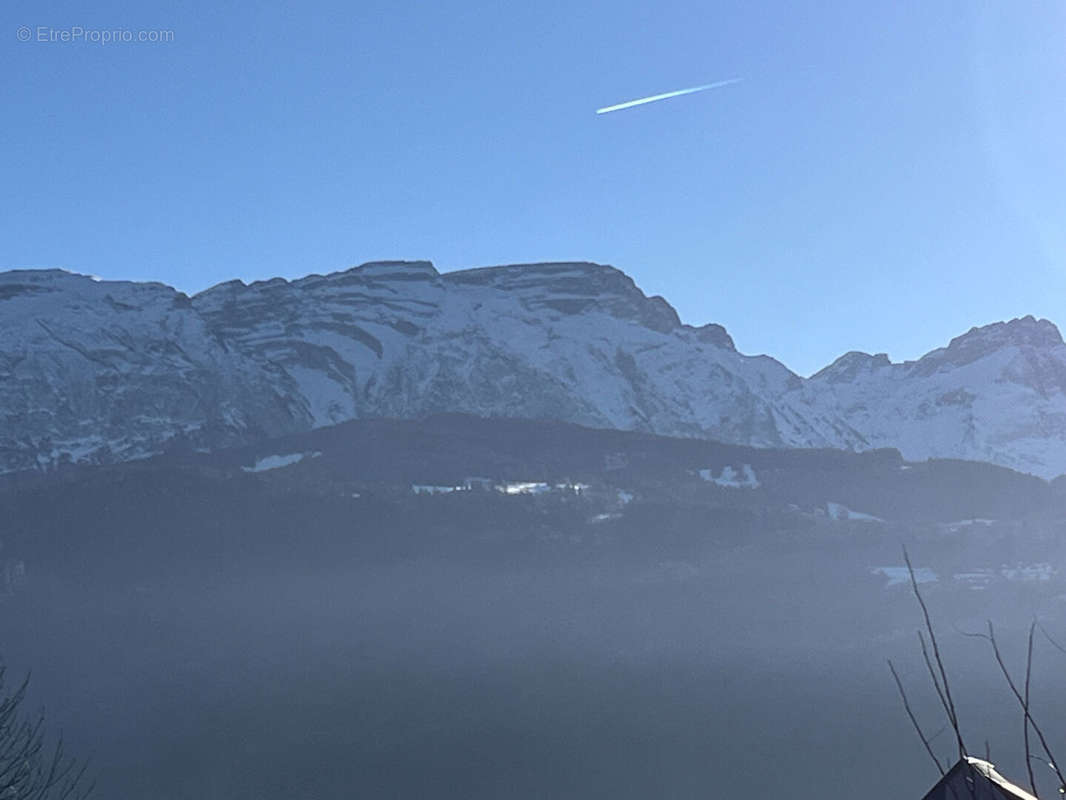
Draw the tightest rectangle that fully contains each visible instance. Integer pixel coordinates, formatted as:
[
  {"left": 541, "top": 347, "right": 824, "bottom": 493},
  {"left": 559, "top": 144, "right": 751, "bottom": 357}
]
[{"left": 3, "top": 549, "right": 1065, "bottom": 799}]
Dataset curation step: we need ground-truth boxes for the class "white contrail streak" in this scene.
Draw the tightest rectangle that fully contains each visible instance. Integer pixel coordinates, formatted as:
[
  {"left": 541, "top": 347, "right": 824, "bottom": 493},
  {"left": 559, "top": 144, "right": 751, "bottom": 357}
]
[{"left": 595, "top": 78, "right": 742, "bottom": 115}]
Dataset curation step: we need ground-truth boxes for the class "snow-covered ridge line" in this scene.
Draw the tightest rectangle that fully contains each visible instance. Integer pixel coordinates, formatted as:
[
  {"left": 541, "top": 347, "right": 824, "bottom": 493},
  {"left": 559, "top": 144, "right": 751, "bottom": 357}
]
[{"left": 2, "top": 262, "right": 1065, "bottom": 478}]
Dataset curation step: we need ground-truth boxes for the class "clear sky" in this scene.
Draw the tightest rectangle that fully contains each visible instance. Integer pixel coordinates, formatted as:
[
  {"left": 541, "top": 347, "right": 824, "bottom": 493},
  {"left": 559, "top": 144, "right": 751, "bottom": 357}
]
[{"left": 3, "top": 0, "right": 1064, "bottom": 376}]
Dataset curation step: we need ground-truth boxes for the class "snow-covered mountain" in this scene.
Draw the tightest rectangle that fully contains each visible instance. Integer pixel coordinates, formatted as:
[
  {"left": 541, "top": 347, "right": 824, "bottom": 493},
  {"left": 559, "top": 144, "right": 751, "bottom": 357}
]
[
  {"left": 2, "top": 261, "right": 1064, "bottom": 477},
  {"left": 796, "top": 316, "right": 1066, "bottom": 477}
]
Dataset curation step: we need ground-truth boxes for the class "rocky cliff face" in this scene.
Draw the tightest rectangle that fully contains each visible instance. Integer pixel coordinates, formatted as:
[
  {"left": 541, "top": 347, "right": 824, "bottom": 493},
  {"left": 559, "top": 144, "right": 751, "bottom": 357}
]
[
  {"left": 0, "top": 270, "right": 297, "bottom": 472},
  {"left": 2, "top": 262, "right": 1064, "bottom": 477}
]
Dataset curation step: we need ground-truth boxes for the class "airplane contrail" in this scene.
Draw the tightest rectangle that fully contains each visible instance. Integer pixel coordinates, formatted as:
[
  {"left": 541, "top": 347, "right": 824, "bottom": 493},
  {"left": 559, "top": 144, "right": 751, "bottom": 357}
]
[{"left": 595, "top": 78, "right": 742, "bottom": 115}]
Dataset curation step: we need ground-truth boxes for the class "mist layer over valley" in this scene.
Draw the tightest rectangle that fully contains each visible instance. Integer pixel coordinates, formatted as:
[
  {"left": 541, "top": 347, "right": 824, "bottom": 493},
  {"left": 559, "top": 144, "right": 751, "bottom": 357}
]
[{"left": 2, "top": 417, "right": 1065, "bottom": 798}]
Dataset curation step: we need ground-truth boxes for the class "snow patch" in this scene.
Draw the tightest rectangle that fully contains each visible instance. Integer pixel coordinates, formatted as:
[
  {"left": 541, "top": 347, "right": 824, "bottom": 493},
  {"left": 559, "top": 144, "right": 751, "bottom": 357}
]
[
  {"left": 827, "top": 502, "right": 884, "bottom": 523},
  {"left": 873, "top": 566, "right": 938, "bottom": 587},
  {"left": 699, "top": 464, "right": 760, "bottom": 489},
  {"left": 498, "top": 481, "right": 551, "bottom": 495},
  {"left": 589, "top": 512, "right": 622, "bottom": 524},
  {"left": 242, "top": 452, "right": 320, "bottom": 472}
]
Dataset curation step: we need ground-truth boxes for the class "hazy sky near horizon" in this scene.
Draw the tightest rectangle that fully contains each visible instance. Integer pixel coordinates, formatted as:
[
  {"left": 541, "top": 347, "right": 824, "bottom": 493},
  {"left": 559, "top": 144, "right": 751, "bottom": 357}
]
[{"left": 3, "top": 0, "right": 1065, "bottom": 375}]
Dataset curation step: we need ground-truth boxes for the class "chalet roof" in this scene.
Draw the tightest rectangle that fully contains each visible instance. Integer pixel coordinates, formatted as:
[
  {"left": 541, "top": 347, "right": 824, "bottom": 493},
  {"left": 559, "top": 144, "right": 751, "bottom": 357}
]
[{"left": 922, "top": 758, "right": 1040, "bottom": 800}]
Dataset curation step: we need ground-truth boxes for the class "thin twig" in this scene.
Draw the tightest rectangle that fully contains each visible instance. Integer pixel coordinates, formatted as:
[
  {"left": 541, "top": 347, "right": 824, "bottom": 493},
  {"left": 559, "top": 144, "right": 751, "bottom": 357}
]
[
  {"left": 927, "top": 725, "right": 949, "bottom": 744},
  {"left": 964, "top": 621, "right": 1066, "bottom": 792},
  {"left": 1019, "top": 622, "right": 1036, "bottom": 797},
  {"left": 904, "top": 546, "right": 967, "bottom": 759},
  {"left": 888, "top": 659, "right": 945, "bottom": 777},
  {"left": 1038, "top": 622, "right": 1066, "bottom": 657},
  {"left": 1024, "top": 622, "right": 1037, "bottom": 795},
  {"left": 918, "top": 630, "right": 953, "bottom": 735}
]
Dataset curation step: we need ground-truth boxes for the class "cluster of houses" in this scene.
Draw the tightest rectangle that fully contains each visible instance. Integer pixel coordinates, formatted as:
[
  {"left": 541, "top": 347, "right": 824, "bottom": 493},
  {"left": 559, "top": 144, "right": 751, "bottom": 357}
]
[
  {"left": 410, "top": 477, "right": 590, "bottom": 496},
  {"left": 872, "top": 562, "right": 1057, "bottom": 591}
]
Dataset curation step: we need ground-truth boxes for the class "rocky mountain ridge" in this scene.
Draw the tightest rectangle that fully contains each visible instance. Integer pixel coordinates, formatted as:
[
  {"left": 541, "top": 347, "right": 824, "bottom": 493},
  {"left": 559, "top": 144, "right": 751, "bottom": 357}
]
[{"left": 2, "top": 261, "right": 1064, "bottom": 477}]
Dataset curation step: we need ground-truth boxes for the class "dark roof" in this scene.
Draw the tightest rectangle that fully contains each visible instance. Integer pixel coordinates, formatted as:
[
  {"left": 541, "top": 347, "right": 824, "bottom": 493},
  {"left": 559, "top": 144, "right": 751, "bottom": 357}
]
[{"left": 922, "top": 758, "right": 1039, "bottom": 800}]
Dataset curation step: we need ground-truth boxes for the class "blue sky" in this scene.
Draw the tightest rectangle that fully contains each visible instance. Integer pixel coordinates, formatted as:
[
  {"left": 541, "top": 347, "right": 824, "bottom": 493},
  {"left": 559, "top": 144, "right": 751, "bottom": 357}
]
[{"left": 3, "top": 0, "right": 1064, "bottom": 375}]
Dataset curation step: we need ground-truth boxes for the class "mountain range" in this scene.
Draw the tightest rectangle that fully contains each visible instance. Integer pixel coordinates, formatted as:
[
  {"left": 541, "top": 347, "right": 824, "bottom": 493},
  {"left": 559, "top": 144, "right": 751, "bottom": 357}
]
[{"left": 2, "top": 260, "right": 1064, "bottom": 477}]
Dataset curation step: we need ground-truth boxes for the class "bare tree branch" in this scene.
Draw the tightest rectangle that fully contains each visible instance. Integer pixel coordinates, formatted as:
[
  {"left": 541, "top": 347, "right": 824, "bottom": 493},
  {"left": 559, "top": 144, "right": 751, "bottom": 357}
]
[
  {"left": 1037, "top": 622, "right": 1066, "bottom": 658},
  {"left": 918, "top": 631, "right": 954, "bottom": 736},
  {"left": 962, "top": 621, "right": 1066, "bottom": 794},
  {"left": 888, "top": 659, "right": 946, "bottom": 777},
  {"left": 904, "top": 546, "right": 967, "bottom": 759},
  {"left": 1023, "top": 622, "right": 1037, "bottom": 796}
]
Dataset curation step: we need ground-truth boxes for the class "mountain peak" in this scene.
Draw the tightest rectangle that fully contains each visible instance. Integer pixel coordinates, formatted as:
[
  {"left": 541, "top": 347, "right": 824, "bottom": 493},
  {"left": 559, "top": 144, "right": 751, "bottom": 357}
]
[
  {"left": 444, "top": 261, "right": 683, "bottom": 334},
  {"left": 294, "top": 260, "right": 441, "bottom": 287},
  {"left": 811, "top": 351, "right": 892, "bottom": 383},
  {"left": 948, "top": 315, "right": 1063, "bottom": 350},
  {"left": 918, "top": 316, "right": 1064, "bottom": 371},
  {"left": 690, "top": 323, "right": 736, "bottom": 350},
  {"left": 443, "top": 261, "right": 626, "bottom": 290},
  {"left": 344, "top": 260, "right": 439, "bottom": 279}
]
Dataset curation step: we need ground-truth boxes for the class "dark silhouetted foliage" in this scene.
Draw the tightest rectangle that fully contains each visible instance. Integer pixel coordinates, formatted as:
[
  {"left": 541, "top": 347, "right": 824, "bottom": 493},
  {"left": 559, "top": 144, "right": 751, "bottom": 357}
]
[{"left": 0, "top": 665, "right": 92, "bottom": 800}]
